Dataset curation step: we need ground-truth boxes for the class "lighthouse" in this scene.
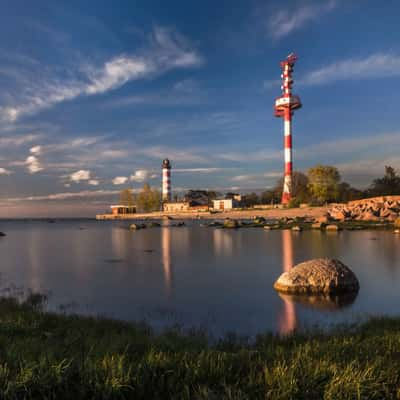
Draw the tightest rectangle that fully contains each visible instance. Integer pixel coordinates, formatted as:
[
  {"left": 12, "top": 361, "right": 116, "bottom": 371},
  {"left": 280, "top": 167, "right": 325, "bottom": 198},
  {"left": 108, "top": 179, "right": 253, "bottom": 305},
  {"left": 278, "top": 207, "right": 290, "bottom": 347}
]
[
  {"left": 162, "top": 159, "right": 171, "bottom": 202},
  {"left": 274, "top": 53, "right": 302, "bottom": 205}
]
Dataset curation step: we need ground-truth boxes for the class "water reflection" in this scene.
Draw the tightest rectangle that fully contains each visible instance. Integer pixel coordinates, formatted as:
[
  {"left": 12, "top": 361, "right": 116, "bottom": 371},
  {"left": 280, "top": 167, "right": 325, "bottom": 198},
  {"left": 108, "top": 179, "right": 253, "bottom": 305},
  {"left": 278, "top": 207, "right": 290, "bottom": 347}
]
[
  {"left": 213, "top": 229, "right": 233, "bottom": 256},
  {"left": 278, "top": 292, "right": 358, "bottom": 311},
  {"left": 278, "top": 230, "right": 297, "bottom": 334},
  {"left": 278, "top": 230, "right": 359, "bottom": 318},
  {"left": 161, "top": 227, "right": 172, "bottom": 296}
]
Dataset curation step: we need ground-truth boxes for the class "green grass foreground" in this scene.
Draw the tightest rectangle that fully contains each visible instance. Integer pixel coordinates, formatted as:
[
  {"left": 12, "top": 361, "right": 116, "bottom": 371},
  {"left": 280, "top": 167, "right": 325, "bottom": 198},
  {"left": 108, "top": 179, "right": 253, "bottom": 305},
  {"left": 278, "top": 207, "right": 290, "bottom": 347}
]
[{"left": 0, "top": 296, "right": 399, "bottom": 399}]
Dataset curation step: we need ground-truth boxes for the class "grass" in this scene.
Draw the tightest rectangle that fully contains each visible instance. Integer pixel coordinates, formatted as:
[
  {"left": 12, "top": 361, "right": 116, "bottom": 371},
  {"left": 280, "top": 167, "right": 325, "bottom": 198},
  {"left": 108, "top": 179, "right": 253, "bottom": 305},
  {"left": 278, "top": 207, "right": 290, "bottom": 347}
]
[{"left": 0, "top": 295, "right": 399, "bottom": 399}]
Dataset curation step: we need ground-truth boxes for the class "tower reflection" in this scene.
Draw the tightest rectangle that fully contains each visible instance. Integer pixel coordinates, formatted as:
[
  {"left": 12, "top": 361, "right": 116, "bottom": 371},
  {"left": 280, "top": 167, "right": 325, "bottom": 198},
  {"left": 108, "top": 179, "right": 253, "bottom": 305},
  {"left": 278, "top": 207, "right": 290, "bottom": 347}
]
[
  {"left": 161, "top": 227, "right": 172, "bottom": 297},
  {"left": 278, "top": 229, "right": 297, "bottom": 334}
]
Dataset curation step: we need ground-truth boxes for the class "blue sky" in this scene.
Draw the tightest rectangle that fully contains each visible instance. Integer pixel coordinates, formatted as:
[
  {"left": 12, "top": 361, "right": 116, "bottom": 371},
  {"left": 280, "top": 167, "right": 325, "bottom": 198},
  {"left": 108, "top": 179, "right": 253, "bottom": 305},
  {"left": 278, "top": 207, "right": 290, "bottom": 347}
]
[{"left": 0, "top": 0, "right": 400, "bottom": 216}]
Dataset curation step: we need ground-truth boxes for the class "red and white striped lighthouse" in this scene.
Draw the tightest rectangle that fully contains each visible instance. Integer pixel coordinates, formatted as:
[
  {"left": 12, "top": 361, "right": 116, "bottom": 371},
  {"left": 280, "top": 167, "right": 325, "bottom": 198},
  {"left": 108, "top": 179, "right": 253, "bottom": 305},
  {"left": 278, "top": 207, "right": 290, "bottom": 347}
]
[
  {"left": 274, "top": 53, "right": 302, "bottom": 205},
  {"left": 162, "top": 159, "right": 171, "bottom": 202}
]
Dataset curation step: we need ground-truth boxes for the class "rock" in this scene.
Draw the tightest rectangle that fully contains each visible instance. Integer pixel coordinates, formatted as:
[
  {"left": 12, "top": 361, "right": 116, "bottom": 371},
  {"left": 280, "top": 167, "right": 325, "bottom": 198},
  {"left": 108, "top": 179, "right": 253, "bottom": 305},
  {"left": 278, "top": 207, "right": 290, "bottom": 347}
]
[
  {"left": 311, "top": 222, "right": 323, "bottom": 229},
  {"left": 253, "top": 216, "right": 266, "bottom": 224},
  {"left": 223, "top": 218, "right": 239, "bottom": 229},
  {"left": 394, "top": 229, "right": 400, "bottom": 234},
  {"left": 386, "top": 213, "right": 398, "bottom": 222},
  {"left": 0, "top": 232, "right": 6, "bottom": 237},
  {"left": 147, "top": 222, "right": 161, "bottom": 228},
  {"left": 317, "top": 215, "right": 330, "bottom": 224},
  {"left": 361, "top": 211, "right": 380, "bottom": 221},
  {"left": 325, "top": 224, "right": 341, "bottom": 231},
  {"left": 172, "top": 221, "right": 185, "bottom": 227},
  {"left": 291, "top": 225, "right": 302, "bottom": 232},
  {"left": 130, "top": 223, "right": 145, "bottom": 230},
  {"left": 274, "top": 258, "right": 359, "bottom": 295},
  {"left": 330, "top": 210, "right": 346, "bottom": 221},
  {"left": 263, "top": 226, "right": 271, "bottom": 230},
  {"left": 394, "top": 217, "right": 400, "bottom": 229}
]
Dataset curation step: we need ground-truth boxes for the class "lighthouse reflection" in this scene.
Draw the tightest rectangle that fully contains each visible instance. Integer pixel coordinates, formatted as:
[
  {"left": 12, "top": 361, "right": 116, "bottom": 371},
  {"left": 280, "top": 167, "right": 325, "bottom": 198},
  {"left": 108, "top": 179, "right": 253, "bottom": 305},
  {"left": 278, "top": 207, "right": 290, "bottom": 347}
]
[
  {"left": 278, "top": 229, "right": 297, "bottom": 334},
  {"left": 161, "top": 226, "right": 172, "bottom": 297}
]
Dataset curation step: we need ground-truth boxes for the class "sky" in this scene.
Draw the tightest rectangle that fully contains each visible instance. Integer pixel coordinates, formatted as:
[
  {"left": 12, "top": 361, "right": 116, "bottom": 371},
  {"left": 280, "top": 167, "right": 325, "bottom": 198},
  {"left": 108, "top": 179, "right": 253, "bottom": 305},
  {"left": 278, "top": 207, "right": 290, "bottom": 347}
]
[{"left": 0, "top": 0, "right": 400, "bottom": 217}]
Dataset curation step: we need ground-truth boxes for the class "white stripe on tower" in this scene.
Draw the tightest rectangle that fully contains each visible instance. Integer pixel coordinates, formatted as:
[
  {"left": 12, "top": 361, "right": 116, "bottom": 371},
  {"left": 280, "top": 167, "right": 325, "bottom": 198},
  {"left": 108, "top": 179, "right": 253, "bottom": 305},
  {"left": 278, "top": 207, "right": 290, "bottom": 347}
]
[{"left": 162, "top": 159, "right": 171, "bottom": 202}]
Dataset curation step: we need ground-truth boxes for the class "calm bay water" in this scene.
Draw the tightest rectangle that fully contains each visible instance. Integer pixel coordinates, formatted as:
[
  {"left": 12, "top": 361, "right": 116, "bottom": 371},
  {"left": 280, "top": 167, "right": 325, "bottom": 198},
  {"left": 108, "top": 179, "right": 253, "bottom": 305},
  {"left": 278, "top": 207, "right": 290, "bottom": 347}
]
[{"left": 0, "top": 219, "right": 399, "bottom": 336}]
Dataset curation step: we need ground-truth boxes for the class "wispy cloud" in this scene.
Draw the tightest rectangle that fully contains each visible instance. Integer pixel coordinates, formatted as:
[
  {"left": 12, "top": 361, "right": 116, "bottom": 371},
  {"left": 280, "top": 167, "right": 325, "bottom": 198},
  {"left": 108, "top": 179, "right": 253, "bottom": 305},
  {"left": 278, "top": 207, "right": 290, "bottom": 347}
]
[
  {"left": 1, "top": 26, "right": 203, "bottom": 122},
  {"left": 267, "top": 0, "right": 338, "bottom": 39},
  {"left": 8, "top": 189, "right": 121, "bottom": 202},
  {"left": 88, "top": 179, "right": 100, "bottom": 186},
  {"left": 112, "top": 176, "right": 128, "bottom": 185},
  {"left": 130, "top": 169, "right": 157, "bottom": 182},
  {"left": 0, "top": 167, "right": 12, "bottom": 175},
  {"left": 300, "top": 53, "right": 400, "bottom": 86},
  {"left": 174, "top": 168, "right": 228, "bottom": 173},
  {"left": 0, "top": 134, "right": 43, "bottom": 148}
]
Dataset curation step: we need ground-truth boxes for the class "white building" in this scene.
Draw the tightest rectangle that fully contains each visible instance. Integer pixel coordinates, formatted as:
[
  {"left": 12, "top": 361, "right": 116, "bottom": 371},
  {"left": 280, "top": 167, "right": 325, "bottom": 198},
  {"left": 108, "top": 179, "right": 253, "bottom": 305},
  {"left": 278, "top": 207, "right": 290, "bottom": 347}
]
[{"left": 212, "top": 199, "right": 240, "bottom": 211}]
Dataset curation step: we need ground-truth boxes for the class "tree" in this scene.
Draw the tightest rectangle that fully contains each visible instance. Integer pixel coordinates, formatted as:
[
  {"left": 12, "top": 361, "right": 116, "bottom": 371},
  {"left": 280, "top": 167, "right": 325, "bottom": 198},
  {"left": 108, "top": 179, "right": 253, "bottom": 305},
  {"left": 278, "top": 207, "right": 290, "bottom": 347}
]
[
  {"left": 368, "top": 166, "right": 400, "bottom": 196},
  {"left": 242, "top": 192, "right": 260, "bottom": 208},
  {"left": 307, "top": 165, "right": 341, "bottom": 203},
  {"left": 119, "top": 188, "right": 135, "bottom": 206},
  {"left": 273, "top": 171, "right": 310, "bottom": 203},
  {"left": 337, "top": 182, "right": 364, "bottom": 202},
  {"left": 260, "top": 189, "right": 279, "bottom": 205},
  {"left": 136, "top": 183, "right": 161, "bottom": 212}
]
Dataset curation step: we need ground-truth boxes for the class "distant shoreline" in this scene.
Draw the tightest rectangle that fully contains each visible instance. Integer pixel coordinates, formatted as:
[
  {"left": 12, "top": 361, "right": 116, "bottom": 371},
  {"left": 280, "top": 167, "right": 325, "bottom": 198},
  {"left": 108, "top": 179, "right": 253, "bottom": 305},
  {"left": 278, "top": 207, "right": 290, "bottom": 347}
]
[{"left": 96, "top": 206, "right": 329, "bottom": 221}]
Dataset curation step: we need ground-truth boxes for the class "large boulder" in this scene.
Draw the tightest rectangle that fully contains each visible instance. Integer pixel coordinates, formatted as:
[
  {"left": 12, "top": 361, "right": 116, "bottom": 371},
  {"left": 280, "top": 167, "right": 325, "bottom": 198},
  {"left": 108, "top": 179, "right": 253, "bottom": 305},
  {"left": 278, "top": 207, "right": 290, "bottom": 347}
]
[{"left": 274, "top": 258, "right": 359, "bottom": 295}]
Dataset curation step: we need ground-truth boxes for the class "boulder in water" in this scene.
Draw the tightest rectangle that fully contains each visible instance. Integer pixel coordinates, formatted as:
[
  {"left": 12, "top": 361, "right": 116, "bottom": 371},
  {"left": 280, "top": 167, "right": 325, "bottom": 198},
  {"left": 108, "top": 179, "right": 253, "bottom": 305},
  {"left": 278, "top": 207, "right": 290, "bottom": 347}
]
[
  {"left": 0, "top": 232, "right": 6, "bottom": 237},
  {"left": 274, "top": 258, "right": 359, "bottom": 295},
  {"left": 223, "top": 218, "right": 239, "bottom": 229},
  {"left": 130, "top": 223, "right": 146, "bottom": 230}
]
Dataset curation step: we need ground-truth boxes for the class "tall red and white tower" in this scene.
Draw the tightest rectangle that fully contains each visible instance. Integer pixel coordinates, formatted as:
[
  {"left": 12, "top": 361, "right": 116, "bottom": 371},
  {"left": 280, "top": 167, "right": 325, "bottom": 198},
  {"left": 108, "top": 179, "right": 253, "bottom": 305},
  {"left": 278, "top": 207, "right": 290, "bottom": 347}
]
[
  {"left": 162, "top": 159, "right": 171, "bottom": 202},
  {"left": 274, "top": 53, "right": 302, "bottom": 205}
]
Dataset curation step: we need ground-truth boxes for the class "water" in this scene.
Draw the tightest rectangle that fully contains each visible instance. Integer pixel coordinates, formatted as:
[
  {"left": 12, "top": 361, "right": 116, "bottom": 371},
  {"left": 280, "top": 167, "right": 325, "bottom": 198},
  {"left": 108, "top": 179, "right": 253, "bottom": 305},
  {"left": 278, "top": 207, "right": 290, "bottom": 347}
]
[{"left": 0, "top": 219, "right": 399, "bottom": 336}]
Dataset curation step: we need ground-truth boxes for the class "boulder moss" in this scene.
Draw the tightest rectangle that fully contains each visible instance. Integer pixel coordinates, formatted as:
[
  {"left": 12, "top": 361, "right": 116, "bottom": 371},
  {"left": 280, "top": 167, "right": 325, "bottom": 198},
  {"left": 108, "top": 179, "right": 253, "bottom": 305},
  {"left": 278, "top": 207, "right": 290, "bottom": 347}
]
[{"left": 274, "top": 258, "right": 359, "bottom": 295}]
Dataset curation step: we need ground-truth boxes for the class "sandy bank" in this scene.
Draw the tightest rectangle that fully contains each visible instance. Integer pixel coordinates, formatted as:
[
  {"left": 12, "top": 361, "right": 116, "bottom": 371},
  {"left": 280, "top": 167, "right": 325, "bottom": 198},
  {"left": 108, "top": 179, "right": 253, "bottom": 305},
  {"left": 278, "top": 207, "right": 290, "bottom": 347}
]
[{"left": 96, "top": 206, "right": 328, "bottom": 221}]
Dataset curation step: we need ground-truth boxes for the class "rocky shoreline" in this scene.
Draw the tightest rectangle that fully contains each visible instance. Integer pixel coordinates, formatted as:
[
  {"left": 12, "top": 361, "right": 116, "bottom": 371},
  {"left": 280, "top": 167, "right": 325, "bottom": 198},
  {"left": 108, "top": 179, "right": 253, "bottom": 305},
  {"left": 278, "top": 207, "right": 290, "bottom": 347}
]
[{"left": 326, "top": 196, "right": 400, "bottom": 223}]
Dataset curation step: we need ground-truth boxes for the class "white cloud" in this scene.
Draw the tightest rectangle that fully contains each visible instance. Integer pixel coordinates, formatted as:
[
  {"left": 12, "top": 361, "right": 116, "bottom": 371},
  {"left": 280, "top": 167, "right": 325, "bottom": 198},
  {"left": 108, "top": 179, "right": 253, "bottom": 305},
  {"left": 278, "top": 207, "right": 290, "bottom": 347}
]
[
  {"left": 88, "top": 179, "right": 100, "bottom": 186},
  {"left": 129, "top": 169, "right": 157, "bottom": 182},
  {"left": 268, "top": 0, "right": 337, "bottom": 39},
  {"left": 69, "top": 170, "right": 91, "bottom": 183},
  {"left": 1, "top": 26, "right": 203, "bottom": 122},
  {"left": 0, "top": 167, "right": 12, "bottom": 175},
  {"left": 112, "top": 176, "right": 128, "bottom": 185},
  {"left": 300, "top": 53, "right": 400, "bottom": 86},
  {"left": 30, "top": 145, "right": 41, "bottom": 155},
  {"left": 25, "top": 155, "right": 43, "bottom": 174}
]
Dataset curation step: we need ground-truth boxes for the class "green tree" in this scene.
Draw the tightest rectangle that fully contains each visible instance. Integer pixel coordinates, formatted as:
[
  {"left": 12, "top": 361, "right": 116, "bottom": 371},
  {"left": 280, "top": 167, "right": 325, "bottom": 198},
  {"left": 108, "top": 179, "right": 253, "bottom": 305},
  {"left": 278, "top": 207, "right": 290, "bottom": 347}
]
[
  {"left": 137, "top": 183, "right": 161, "bottom": 212},
  {"left": 307, "top": 165, "right": 341, "bottom": 203},
  {"left": 119, "top": 188, "right": 135, "bottom": 206},
  {"left": 368, "top": 166, "right": 400, "bottom": 196}
]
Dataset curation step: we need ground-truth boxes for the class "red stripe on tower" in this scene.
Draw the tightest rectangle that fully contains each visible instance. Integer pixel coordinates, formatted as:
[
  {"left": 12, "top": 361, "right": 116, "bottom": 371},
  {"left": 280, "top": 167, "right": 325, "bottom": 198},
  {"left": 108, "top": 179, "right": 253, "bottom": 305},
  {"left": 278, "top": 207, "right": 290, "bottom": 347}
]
[{"left": 273, "top": 53, "right": 302, "bottom": 205}]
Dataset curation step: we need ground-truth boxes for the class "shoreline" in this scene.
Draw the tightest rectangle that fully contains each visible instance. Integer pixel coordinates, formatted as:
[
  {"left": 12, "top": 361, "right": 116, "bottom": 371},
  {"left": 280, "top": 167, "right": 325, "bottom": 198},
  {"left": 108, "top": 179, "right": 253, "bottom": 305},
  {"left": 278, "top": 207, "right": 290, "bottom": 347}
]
[{"left": 96, "top": 206, "right": 329, "bottom": 221}]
